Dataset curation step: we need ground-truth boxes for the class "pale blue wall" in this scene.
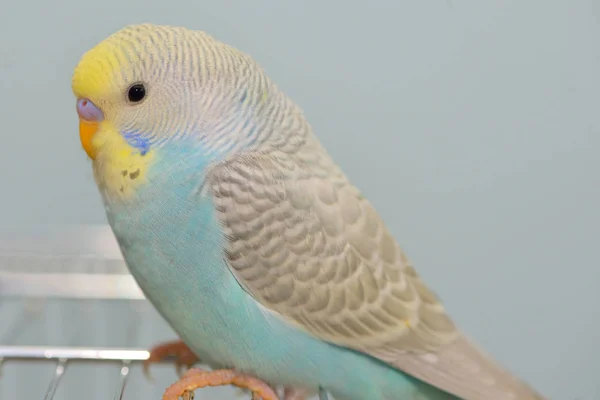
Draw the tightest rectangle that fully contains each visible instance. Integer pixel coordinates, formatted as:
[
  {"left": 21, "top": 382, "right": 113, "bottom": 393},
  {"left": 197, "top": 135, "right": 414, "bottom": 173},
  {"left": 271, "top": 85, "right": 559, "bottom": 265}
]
[{"left": 0, "top": 1, "right": 598, "bottom": 399}]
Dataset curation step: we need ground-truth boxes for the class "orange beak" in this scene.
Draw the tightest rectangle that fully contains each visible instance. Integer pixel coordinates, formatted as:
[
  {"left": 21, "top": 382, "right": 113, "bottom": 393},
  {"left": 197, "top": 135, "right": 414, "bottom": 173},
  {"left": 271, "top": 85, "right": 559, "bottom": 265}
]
[
  {"left": 79, "top": 119, "right": 98, "bottom": 160},
  {"left": 76, "top": 98, "right": 103, "bottom": 160}
]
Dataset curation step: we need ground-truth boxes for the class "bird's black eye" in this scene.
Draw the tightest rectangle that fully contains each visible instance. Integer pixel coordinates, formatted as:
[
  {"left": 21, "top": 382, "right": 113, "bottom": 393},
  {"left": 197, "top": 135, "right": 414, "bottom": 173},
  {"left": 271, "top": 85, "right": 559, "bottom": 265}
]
[{"left": 127, "top": 83, "right": 146, "bottom": 103}]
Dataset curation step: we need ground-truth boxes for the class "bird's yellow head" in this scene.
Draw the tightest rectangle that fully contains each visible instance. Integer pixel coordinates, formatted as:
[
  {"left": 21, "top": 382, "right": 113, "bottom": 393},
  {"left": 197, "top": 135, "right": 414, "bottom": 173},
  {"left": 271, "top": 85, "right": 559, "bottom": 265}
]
[
  {"left": 72, "top": 23, "right": 262, "bottom": 158},
  {"left": 72, "top": 23, "right": 278, "bottom": 199},
  {"left": 73, "top": 24, "right": 188, "bottom": 162},
  {"left": 72, "top": 24, "right": 272, "bottom": 199}
]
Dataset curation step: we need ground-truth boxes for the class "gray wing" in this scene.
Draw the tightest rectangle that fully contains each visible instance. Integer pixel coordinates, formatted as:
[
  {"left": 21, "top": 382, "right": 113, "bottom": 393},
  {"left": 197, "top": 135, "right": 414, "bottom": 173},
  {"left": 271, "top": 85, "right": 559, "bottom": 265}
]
[{"left": 207, "top": 141, "right": 545, "bottom": 400}]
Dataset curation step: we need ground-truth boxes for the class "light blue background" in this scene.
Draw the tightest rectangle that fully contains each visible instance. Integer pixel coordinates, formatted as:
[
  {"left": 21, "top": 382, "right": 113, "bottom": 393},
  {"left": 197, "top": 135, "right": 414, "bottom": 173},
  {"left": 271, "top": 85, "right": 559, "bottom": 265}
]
[{"left": 0, "top": 1, "right": 598, "bottom": 399}]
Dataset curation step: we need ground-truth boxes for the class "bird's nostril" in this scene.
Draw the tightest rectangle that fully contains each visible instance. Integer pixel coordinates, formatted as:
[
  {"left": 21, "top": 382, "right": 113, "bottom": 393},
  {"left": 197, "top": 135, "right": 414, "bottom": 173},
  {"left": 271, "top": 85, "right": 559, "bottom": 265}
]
[{"left": 77, "top": 98, "right": 104, "bottom": 122}]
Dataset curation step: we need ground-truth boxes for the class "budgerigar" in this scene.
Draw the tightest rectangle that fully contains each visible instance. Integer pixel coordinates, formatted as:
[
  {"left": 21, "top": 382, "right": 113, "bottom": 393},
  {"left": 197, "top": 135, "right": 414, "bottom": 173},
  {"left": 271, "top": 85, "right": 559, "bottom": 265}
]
[{"left": 72, "top": 24, "right": 546, "bottom": 400}]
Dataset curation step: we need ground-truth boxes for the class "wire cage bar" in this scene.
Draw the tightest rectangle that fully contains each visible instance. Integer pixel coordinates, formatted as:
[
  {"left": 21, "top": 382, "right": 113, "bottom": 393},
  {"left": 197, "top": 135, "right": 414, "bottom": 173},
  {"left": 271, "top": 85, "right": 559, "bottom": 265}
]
[{"left": 0, "top": 225, "right": 173, "bottom": 400}]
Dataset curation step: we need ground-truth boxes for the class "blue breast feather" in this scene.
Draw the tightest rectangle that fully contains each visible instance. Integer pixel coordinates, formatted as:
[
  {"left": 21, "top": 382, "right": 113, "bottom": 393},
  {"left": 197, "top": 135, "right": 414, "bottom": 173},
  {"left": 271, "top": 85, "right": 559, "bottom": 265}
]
[{"left": 104, "top": 142, "right": 456, "bottom": 400}]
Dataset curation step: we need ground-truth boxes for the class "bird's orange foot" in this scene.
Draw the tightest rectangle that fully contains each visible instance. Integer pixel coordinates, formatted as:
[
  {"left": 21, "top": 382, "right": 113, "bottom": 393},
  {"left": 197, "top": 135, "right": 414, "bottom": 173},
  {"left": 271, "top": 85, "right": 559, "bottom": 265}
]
[
  {"left": 144, "top": 340, "right": 200, "bottom": 380},
  {"left": 162, "top": 368, "right": 279, "bottom": 400}
]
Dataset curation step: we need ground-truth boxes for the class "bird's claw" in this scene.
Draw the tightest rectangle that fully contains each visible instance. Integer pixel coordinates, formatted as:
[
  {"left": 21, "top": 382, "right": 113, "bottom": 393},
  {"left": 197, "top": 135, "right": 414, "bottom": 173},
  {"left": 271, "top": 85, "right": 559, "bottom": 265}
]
[
  {"left": 181, "top": 390, "right": 194, "bottom": 400},
  {"left": 162, "top": 368, "right": 279, "bottom": 400},
  {"left": 143, "top": 340, "right": 200, "bottom": 382}
]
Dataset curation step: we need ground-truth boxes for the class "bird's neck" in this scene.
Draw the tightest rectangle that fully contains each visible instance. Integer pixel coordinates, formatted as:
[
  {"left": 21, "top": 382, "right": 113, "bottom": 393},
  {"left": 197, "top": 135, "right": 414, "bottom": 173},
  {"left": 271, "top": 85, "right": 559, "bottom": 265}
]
[{"left": 97, "top": 141, "right": 228, "bottom": 291}]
